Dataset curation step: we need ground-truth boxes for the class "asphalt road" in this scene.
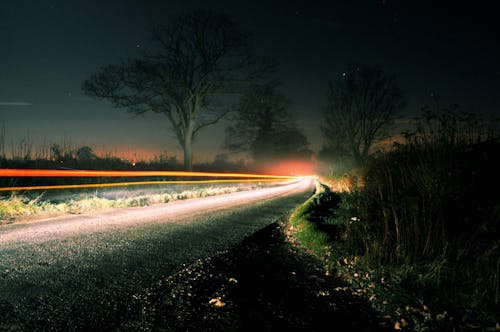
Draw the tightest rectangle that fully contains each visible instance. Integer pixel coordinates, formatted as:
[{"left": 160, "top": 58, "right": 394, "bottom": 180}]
[{"left": 0, "top": 177, "right": 315, "bottom": 331}]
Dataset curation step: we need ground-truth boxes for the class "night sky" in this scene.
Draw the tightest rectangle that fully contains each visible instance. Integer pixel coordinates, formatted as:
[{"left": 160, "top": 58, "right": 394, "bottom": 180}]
[{"left": 2, "top": 0, "right": 499, "bottom": 161}]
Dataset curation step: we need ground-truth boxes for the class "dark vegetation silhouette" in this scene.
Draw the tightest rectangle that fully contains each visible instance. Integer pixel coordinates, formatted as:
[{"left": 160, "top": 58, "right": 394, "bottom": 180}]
[
  {"left": 224, "top": 82, "right": 312, "bottom": 167},
  {"left": 0, "top": 142, "right": 251, "bottom": 190},
  {"left": 82, "top": 9, "right": 272, "bottom": 170},
  {"left": 321, "top": 103, "right": 500, "bottom": 324},
  {"left": 320, "top": 64, "right": 406, "bottom": 167}
]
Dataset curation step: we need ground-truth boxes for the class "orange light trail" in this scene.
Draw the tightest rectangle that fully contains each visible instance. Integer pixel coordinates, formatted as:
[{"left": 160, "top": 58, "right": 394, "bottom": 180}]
[
  {"left": 0, "top": 169, "right": 300, "bottom": 192},
  {"left": 0, "top": 179, "right": 292, "bottom": 192},
  {"left": 0, "top": 169, "right": 296, "bottom": 179}
]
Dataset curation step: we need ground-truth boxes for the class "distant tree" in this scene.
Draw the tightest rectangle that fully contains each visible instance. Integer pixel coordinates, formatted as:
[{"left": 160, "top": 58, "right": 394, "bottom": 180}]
[
  {"left": 50, "top": 144, "right": 62, "bottom": 162},
  {"left": 83, "top": 10, "right": 272, "bottom": 170},
  {"left": 50, "top": 143, "right": 75, "bottom": 163},
  {"left": 225, "top": 82, "right": 312, "bottom": 163},
  {"left": 212, "top": 153, "right": 230, "bottom": 168},
  {"left": 75, "top": 146, "right": 96, "bottom": 162},
  {"left": 321, "top": 64, "right": 406, "bottom": 164}
]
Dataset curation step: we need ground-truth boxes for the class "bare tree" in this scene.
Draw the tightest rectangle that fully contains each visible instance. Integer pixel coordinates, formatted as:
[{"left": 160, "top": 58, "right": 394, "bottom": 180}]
[
  {"left": 321, "top": 64, "right": 406, "bottom": 164},
  {"left": 83, "top": 10, "right": 271, "bottom": 170},
  {"left": 225, "top": 82, "right": 312, "bottom": 164}
]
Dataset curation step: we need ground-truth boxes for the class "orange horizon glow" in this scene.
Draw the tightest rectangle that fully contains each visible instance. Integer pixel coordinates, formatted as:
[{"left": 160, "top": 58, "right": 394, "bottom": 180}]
[{"left": 0, "top": 169, "right": 298, "bottom": 179}]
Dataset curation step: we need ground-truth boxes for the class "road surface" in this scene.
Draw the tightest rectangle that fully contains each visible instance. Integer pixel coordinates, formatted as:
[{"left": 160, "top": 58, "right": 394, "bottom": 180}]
[{"left": 0, "top": 177, "right": 315, "bottom": 330}]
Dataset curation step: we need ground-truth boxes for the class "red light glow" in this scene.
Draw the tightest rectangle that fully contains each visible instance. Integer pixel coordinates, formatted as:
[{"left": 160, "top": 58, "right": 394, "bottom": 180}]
[
  {"left": 0, "top": 169, "right": 303, "bottom": 191},
  {"left": 0, "top": 169, "right": 296, "bottom": 179},
  {"left": 260, "top": 160, "right": 316, "bottom": 177}
]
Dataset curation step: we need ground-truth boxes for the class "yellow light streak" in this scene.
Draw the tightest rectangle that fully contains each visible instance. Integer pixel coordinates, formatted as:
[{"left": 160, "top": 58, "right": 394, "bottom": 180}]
[{"left": 0, "top": 179, "right": 293, "bottom": 192}]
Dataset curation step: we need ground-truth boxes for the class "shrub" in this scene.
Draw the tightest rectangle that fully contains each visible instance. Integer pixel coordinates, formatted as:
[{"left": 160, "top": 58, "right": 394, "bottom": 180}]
[{"left": 332, "top": 106, "right": 500, "bottom": 313}]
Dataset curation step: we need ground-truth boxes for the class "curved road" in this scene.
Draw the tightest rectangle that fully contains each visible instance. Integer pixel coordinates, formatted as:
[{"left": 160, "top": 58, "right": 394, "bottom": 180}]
[{"left": 0, "top": 177, "right": 315, "bottom": 330}]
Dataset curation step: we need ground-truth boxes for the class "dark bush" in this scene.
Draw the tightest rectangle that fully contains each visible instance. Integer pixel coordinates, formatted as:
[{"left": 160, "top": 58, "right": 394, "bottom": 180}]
[{"left": 333, "top": 106, "right": 500, "bottom": 309}]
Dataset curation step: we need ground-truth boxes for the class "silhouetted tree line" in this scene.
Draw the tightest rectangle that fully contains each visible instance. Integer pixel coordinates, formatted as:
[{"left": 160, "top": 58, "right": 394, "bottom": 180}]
[
  {"left": 0, "top": 145, "right": 254, "bottom": 189},
  {"left": 81, "top": 9, "right": 404, "bottom": 170}
]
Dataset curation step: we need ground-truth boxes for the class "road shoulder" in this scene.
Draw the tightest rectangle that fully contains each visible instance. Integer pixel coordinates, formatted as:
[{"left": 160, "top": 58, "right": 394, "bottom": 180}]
[{"left": 122, "top": 219, "right": 389, "bottom": 331}]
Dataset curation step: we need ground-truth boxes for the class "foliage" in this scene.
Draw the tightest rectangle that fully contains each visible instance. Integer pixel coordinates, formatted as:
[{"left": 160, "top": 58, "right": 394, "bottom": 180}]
[
  {"left": 0, "top": 195, "right": 48, "bottom": 221},
  {"left": 320, "top": 64, "right": 406, "bottom": 164},
  {"left": 225, "top": 82, "right": 312, "bottom": 164},
  {"left": 350, "top": 106, "right": 499, "bottom": 264},
  {"left": 75, "top": 146, "right": 96, "bottom": 162}
]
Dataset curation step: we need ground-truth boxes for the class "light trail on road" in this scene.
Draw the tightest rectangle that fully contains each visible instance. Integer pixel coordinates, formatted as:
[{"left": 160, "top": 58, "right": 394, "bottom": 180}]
[{"left": 0, "top": 168, "right": 305, "bottom": 191}]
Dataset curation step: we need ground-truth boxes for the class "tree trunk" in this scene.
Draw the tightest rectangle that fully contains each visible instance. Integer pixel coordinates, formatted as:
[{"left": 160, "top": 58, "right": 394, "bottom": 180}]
[
  {"left": 183, "top": 129, "right": 194, "bottom": 171},
  {"left": 183, "top": 142, "right": 193, "bottom": 171}
]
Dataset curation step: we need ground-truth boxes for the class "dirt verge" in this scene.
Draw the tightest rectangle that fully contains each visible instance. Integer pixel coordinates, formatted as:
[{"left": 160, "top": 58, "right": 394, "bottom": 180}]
[{"left": 124, "top": 219, "right": 389, "bottom": 331}]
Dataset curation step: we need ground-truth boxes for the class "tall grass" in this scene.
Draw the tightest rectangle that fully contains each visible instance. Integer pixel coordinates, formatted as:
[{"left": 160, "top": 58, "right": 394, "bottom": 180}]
[
  {"left": 333, "top": 106, "right": 499, "bottom": 313},
  {"left": 0, "top": 185, "right": 251, "bottom": 224}
]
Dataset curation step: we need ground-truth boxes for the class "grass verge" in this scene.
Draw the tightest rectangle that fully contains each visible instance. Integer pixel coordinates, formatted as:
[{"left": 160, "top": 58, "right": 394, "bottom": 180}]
[
  {"left": 287, "top": 181, "right": 499, "bottom": 331},
  {"left": 0, "top": 184, "right": 265, "bottom": 224}
]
